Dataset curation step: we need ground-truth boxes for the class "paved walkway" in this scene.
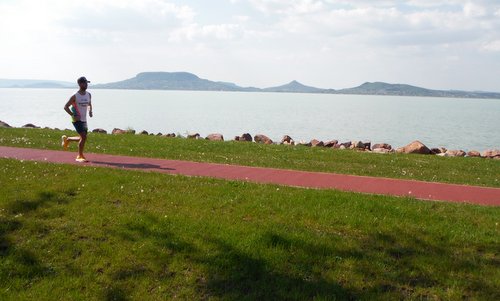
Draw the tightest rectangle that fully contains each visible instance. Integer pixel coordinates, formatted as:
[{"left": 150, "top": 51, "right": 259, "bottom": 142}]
[{"left": 1, "top": 146, "right": 499, "bottom": 206}]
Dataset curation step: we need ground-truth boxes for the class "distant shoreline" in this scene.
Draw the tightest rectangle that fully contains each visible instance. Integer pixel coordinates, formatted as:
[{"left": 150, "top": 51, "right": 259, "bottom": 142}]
[
  {"left": 2, "top": 72, "right": 500, "bottom": 99},
  {"left": 1, "top": 86, "right": 499, "bottom": 100}
]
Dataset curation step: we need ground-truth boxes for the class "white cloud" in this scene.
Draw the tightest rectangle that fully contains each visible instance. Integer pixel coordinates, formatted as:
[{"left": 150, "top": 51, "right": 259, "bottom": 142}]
[
  {"left": 249, "top": 0, "right": 324, "bottom": 15},
  {"left": 1, "top": 0, "right": 500, "bottom": 91},
  {"left": 481, "top": 40, "right": 500, "bottom": 52},
  {"left": 169, "top": 23, "right": 243, "bottom": 42},
  {"left": 463, "top": 2, "right": 487, "bottom": 18}
]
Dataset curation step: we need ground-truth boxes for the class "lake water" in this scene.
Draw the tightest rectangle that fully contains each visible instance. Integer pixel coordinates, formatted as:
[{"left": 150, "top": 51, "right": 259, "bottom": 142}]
[{"left": 1, "top": 88, "right": 499, "bottom": 151}]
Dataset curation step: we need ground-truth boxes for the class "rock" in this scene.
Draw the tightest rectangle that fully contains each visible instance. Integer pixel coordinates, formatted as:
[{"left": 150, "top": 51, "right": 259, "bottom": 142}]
[
  {"left": 339, "top": 145, "right": 346, "bottom": 150},
  {"left": 22, "top": 123, "right": 39, "bottom": 128},
  {"left": 431, "top": 147, "right": 447, "bottom": 154},
  {"left": 163, "top": 133, "right": 176, "bottom": 138},
  {"left": 372, "top": 143, "right": 392, "bottom": 150},
  {"left": 156, "top": 133, "right": 163, "bottom": 136},
  {"left": 324, "top": 140, "right": 338, "bottom": 148},
  {"left": 187, "top": 133, "right": 201, "bottom": 139},
  {"left": 398, "top": 140, "right": 432, "bottom": 155},
  {"left": 139, "top": 130, "right": 149, "bottom": 135},
  {"left": 0, "top": 120, "right": 12, "bottom": 128},
  {"left": 254, "top": 134, "right": 273, "bottom": 144},
  {"left": 372, "top": 148, "right": 392, "bottom": 154},
  {"left": 445, "top": 150, "right": 466, "bottom": 157},
  {"left": 296, "top": 140, "right": 312, "bottom": 147},
  {"left": 350, "top": 141, "right": 365, "bottom": 149},
  {"left": 482, "top": 149, "right": 500, "bottom": 159},
  {"left": 281, "top": 135, "right": 294, "bottom": 145},
  {"left": 363, "top": 141, "right": 371, "bottom": 150},
  {"left": 310, "top": 139, "right": 324, "bottom": 147},
  {"left": 112, "top": 128, "right": 128, "bottom": 135},
  {"left": 467, "top": 150, "right": 481, "bottom": 157},
  {"left": 206, "top": 133, "right": 224, "bottom": 141},
  {"left": 92, "top": 128, "right": 107, "bottom": 134},
  {"left": 339, "top": 141, "right": 352, "bottom": 149},
  {"left": 235, "top": 133, "right": 252, "bottom": 142}
]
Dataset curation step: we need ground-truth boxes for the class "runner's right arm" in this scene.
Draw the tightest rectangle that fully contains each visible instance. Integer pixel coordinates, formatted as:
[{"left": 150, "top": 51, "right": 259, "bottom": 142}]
[{"left": 64, "top": 95, "right": 79, "bottom": 121}]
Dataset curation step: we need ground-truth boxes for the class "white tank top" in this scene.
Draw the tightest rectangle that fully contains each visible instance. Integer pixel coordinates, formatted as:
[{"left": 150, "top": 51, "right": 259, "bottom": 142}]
[{"left": 72, "top": 92, "right": 91, "bottom": 122}]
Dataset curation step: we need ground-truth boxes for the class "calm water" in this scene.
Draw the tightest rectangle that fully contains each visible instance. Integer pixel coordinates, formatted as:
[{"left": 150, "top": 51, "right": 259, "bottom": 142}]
[{"left": 1, "top": 88, "right": 499, "bottom": 151}]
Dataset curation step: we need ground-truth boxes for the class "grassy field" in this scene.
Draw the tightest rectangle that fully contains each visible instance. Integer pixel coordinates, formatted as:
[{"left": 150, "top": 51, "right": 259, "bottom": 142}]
[
  {"left": 0, "top": 128, "right": 499, "bottom": 187},
  {"left": 0, "top": 158, "right": 499, "bottom": 300}
]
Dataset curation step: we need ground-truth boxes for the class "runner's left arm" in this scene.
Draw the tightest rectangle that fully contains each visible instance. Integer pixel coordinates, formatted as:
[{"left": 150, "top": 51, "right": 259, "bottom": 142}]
[{"left": 89, "top": 93, "right": 93, "bottom": 117}]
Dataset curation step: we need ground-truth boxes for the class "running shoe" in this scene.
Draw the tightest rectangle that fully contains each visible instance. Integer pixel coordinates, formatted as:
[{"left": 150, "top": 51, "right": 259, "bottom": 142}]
[
  {"left": 61, "top": 135, "right": 69, "bottom": 150},
  {"left": 75, "top": 156, "right": 88, "bottom": 163}
]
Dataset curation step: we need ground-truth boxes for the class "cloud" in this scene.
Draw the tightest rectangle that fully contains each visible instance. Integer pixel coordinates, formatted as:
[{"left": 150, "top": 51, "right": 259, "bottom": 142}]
[
  {"left": 481, "top": 40, "right": 500, "bottom": 52},
  {"left": 169, "top": 23, "right": 243, "bottom": 42},
  {"left": 249, "top": 0, "right": 324, "bottom": 15}
]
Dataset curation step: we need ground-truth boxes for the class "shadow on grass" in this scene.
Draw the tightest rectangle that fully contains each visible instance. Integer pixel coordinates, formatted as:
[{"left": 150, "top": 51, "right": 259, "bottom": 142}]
[
  {"left": 91, "top": 161, "right": 175, "bottom": 171},
  {"left": 104, "top": 213, "right": 500, "bottom": 300},
  {"left": 0, "top": 191, "right": 72, "bottom": 285},
  {"left": 107, "top": 214, "right": 356, "bottom": 300},
  {"left": 6, "top": 191, "right": 69, "bottom": 214},
  {"left": 354, "top": 231, "right": 500, "bottom": 299}
]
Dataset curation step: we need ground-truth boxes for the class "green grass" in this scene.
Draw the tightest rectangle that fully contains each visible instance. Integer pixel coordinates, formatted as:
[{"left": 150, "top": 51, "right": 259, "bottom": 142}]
[
  {"left": 1, "top": 128, "right": 499, "bottom": 187},
  {"left": 0, "top": 158, "right": 499, "bottom": 300}
]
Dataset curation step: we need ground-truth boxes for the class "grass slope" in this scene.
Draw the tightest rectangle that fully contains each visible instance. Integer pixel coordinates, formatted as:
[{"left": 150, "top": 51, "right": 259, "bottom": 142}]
[
  {"left": 0, "top": 158, "right": 499, "bottom": 300},
  {"left": 0, "top": 128, "right": 499, "bottom": 187}
]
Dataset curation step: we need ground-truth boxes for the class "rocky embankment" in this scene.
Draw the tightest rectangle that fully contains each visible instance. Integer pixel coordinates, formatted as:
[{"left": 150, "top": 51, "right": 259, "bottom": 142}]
[{"left": 1, "top": 120, "right": 499, "bottom": 159}]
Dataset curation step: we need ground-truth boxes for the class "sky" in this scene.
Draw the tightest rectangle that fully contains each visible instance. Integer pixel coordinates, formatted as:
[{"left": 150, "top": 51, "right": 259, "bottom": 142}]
[{"left": 1, "top": 0, "right": 499, "bottom": 91}]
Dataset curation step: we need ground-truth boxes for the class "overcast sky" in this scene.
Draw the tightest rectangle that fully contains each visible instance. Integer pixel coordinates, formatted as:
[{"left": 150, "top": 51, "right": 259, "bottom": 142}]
[{"left": 1, "top": 0, "right": 499, "bottom": 91}]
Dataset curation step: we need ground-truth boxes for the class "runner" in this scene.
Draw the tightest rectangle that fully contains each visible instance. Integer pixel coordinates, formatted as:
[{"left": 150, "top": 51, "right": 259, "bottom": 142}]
[{"left": 62, "top": 76, "right": 93, "bottom": 162}]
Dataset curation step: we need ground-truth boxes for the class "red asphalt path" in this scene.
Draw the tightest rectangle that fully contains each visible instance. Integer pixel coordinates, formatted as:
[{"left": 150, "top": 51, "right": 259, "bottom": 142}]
[{"left": 1, "top": 146, "right": 499, "bottom": 206}]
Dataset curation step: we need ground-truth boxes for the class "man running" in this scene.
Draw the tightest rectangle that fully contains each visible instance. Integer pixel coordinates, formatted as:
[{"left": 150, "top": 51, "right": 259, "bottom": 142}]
[{"left": 62, "top": 76, "right": 93, "bottom": 162}]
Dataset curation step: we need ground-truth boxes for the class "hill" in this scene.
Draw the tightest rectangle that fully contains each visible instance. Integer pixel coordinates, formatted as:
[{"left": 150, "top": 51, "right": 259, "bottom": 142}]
[
  {"left": 92, "top": 72, "right": 500, "bottom": 99},
  {"left": 0, "top": 79, "right": 75, "bottom": 88},
  {"left": 337, "top": 82, "right": 500, "bottom": 98},
  {"left": 263, "top": 80, "right": 326, "bottom": 93},
  {"left": 92, "top": 72, "right": 258, "bottom": 91},
  {"left": 3, "top": 73, "right": 500, "bottom": 99}
]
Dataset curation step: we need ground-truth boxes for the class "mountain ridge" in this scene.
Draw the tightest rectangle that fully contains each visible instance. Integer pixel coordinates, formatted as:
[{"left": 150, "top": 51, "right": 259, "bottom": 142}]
[{"left": 2, "top": 73, "right": 500, "bottom": 99}]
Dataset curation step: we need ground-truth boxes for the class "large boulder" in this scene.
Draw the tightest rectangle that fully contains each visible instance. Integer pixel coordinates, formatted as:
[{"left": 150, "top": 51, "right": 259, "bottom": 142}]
[
  {"left": 162, "top": 133, "right": 176, "bottom": 138},
  {"left": 445, "top": 150, "right": 466, "bottom": 157},
  {"left": 139, "top": 130, "right": 149, "bottom": 135},
  {"left": 310, "top": 139, "right": 324, "bottom": 147},
  {"left": 396, "top": 140, "right": 432, "bottom": 154},
  {"left": 112, "top": 128, "right": 132, "bottom": 134},
  {"left": 324, "top": 140, "right": 338, "bottom": 148},
  {"left": 467, "top": 150, "right": 481, "bottom": 157},
  {"left": 235, "top": 133, "right": 252, "bottom": 142},
  {"left": 281, "top": 135, "right": 294, "bottom": 145},
  {"left": 187, "top": 133, "right": 201, "bottom": 139},
  {"left": 350, "top": 141, "right": 366, "bottom": 149},
  {"left": 482, "top": 149, "right": 500, "bottom": 159},
  {"left": 372, "top": 143, "right": 392, "bottom": 150},
  {"left": 206, "top": 133, "right": 224, "bottom": 141},
  {"left": 0, "top": 120, "right": 12, "bottom": 128},
  {"left": 431, "top": 147, "right": 447, "bottom": 154},
  {"left": 92, "top": 128, "right": 107, "bottom": 134},
  {"left": 339, "top": 141, "right": 352, "bottom": 149},
  {"left": 254, "top": 134, "right": 273, "bottom": 144}
]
